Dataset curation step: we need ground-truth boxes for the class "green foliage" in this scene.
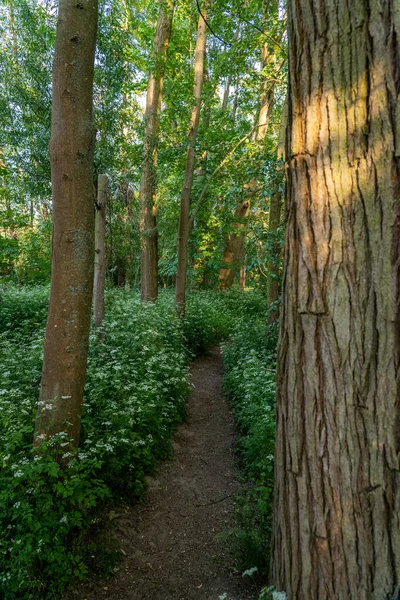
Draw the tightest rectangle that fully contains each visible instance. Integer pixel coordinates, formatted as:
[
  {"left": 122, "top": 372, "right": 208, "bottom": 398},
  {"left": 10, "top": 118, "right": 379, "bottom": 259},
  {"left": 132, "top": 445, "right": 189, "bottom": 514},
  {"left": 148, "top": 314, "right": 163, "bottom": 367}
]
[
  {"left": 0, "top": 284, "right": 49, "bottom": 334},
  {"left": 182, "top": 288, "right": 266, "bottom": 356},
  {"left": 0, "top": 287, "right": 190, "bottom": 597},
  {"left": 223, "top": 317, "right": 278, "bottom": 577},
  {"left": 0, "top": 286, "right": 267, "bottom": 598}
]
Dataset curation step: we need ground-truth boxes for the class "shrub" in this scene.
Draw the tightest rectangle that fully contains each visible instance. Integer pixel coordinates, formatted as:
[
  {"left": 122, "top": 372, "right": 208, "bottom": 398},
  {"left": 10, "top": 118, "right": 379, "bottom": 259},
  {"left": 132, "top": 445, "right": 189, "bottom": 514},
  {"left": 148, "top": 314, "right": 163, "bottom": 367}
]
[{"left": 223, "top": 318, "right": 277, "bottom": 577}]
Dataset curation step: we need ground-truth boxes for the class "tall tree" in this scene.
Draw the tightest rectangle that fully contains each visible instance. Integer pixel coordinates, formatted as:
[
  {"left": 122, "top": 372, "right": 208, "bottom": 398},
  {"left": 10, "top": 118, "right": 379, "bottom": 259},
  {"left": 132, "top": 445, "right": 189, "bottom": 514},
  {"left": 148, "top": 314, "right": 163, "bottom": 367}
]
[
  {"left": 271, "top": 1, "right": 400, "bottom": 598},
  {"left": 140, "top": 0, "right": 175, "bottom": 302},
  {"left": 175, "top": 7, "right": 207, "bottom": 315},
  {"left": 33, "top": 0, "right": 98, "bottom": 452}
]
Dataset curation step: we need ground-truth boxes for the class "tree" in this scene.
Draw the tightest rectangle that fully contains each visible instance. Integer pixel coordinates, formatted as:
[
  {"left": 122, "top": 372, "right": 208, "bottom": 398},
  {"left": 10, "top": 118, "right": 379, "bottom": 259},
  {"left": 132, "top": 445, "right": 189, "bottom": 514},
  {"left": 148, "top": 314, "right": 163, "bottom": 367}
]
[
  {"left": 271, "top": 1, "right": 400, "bottom": 597},
  {"left": 175, "top": 6, "right": 207, "bottom": 315},
  {"left": 33, "top": 0, "right": 98, "bottom": 452},
  {"left": 139, "top": 0, "right": 175, "bottom": 302},
  {"left": 93, "top": 173, "right": 108, "bottom": 329},
  {"left": 266, "top": 189, "right": 281, "bottom": 321},
  {"left": 219, "top": 196, "right": 251, "bottom": 289}
]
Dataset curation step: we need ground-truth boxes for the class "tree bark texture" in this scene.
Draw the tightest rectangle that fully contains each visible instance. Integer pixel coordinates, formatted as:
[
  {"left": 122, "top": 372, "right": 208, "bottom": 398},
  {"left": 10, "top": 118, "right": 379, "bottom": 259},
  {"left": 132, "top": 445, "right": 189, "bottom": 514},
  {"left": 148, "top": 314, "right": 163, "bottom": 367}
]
[
  {"left": 271, "top": 1, "right": 400, "bottom": 598},
  {"left": 140, "top": 0, "right": 174, "bottom": 302},
  {"left": 93, "top": 173, "right": 108, "bottom": 328},
  {"left": 175, "top": 8, "right": 207, "bottom": 316},
  {"left": 266, "top": 190, "right": 282, "bottom": 323},
  {"left": 34, "top": 0, "right": 98, "bottom": 451},
  {"left": 219, "top": 199, "right": 250, "bottom": 289}
]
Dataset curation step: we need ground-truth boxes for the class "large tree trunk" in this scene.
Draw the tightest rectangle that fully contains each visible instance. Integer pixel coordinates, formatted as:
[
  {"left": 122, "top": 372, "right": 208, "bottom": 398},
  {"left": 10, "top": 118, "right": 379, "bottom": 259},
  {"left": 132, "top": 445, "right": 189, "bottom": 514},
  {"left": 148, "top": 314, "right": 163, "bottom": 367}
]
[
  {"left": 93, "top": 174, "right": 108, "bottom": 328},
  {"left": 33, "top": 0, "right": 98, "bottom": 453},
  {"left": 271, "top": 1, "right": 400, "bottom": 598},
  {"left": 219, "top": 199, "right": 250, "bottom": 289},
  {"left": 266, "top": 190, "right": 282, "bottom": 323},
  {"left": 140, "top": 0, "right": 174, "bottom": 302},
  {"left": 175, "top": 9, "right": 207, "bottom": 316}
]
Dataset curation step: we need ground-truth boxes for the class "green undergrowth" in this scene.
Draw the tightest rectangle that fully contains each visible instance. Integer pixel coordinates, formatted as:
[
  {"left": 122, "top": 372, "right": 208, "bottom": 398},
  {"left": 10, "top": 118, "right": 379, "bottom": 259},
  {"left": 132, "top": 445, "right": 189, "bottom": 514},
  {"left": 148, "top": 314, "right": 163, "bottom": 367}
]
[
  {"left": 0, "top": 284, "right": 265, "bottom": 599},
  {"left": 222, "top": 316, "right": 278, "bottom": 581}
]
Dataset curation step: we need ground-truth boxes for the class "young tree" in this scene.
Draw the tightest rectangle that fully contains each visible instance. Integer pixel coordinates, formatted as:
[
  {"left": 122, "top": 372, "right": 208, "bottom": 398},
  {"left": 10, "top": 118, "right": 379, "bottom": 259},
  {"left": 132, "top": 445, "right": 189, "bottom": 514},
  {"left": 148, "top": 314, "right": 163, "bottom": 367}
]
[
  {"left": 93, "top": 173, "right": 108, "bottom": 328},
  {"left": 34, "top": 0, "right": 98, "bottom": 452},
  {"left": 271, "top": 1, "right": 400, "bottom": 597},
  {"left": 266, "top": 189, "right": 281, "bottom": 321},
  {"left": 255, "top": 0, "right": 285, "bottom": 141},
  {"left": 175, "top": 7, "right": 207, "bottom": 316},
  {"left": 140, "top": 0, "right": 175, "bottom": 302}
]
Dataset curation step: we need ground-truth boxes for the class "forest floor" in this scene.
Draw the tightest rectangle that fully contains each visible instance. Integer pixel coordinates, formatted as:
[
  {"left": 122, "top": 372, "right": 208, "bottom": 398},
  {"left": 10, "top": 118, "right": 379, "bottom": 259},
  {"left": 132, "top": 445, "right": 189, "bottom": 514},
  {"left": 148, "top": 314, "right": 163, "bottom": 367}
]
[{"left": 65, "top": 346, "right": 256, "bottom": 600}]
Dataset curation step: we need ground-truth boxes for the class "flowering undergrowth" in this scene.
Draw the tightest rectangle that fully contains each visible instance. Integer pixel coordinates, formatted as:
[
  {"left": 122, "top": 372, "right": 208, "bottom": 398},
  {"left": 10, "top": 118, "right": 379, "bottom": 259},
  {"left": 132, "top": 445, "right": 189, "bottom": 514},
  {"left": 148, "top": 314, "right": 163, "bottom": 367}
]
[
  {"left": 222, "top": 317, "right": 278, "bottom": 580},
  {"left": 0, "top": 285, "right": 265, "bottom": 599}
]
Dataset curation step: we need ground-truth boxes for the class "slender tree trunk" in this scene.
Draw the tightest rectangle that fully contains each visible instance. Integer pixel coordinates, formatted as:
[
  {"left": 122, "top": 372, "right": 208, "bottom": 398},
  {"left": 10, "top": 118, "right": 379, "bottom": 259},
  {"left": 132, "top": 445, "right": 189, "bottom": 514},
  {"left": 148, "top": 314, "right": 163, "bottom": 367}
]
[
  {"left": 222, "top": 75, "right": 231, "bottom": 110},
  {"left": 117, "top": 259, "right": 126, "bottom": 287},
  {"left": 140, "top": 0, "right": 174, "bottom": 302},
  {"left": 93, "top": 174, "right": 108, "bottom": 328},
  {"left": 175, "top": 8, "right": 207, "bottom": 316},
  {"left": 255, "top": 39, "right": 275, "bottom": 141},
  {"left": 219, "top": 199, "right": 250, "bottom": 289},
  {"left": 232, "top": 76, "right": 239, "bottom": 122},
  {"left": 266, "top": 190, "right": 282, "bottom": 323},
  {"left": 256, "top": 1, "right": 285, "bottom": 142},
  {"left": 271, "top": 1, "right": 400, "bottom": 598},
  {"left": 240, "top": 255, "right": 246, "bottom": 290},
  {"left": 33, "top": 0, "right": 98, "bottom": 453}
]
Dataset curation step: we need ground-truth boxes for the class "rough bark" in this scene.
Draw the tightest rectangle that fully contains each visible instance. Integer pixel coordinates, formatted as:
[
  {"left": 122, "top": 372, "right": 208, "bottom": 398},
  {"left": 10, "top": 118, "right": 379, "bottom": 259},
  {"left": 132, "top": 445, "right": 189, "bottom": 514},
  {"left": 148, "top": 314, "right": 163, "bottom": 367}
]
[
  {"left": 33, "top": 0, "right": 98, "bottom": 452},
  {"left": 271, "top": 0, "right": 400, "bottom": 598},
  {"left": 266, "top": 190, "right": 282, "bottom": 323},
  {"left": 93, "top": 173, "right": 108, "bottom": 328},
  {"left": 219, "top": 199, "right": 250, "bottom": 289},
  {"left": 140, "top": 0, "right": 174, "bottom": 302},
  {"left": 175, "top": 9, "right": 207, "bottom": 316}
]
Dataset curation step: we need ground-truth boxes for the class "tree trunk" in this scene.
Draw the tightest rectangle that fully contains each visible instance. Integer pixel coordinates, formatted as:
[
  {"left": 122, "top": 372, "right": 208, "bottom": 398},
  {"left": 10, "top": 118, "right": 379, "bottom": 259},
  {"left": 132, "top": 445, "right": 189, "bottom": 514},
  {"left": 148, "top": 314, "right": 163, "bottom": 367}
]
[
  {"left": 232, "top": 76, "right": 239, "bottom": 122},
  {"left": 239, "top": 255, "right": 246, "bottom": 290},
  {"left": 93, "top": 173, "right": 108, "bottom": 328},
  {"left": 140, "top": 0, "right": 174, "bottom": 302},
  {"left": 222, "top": 75, "right": 231, "bottom": 110},
  {"left": 271, "top": 1, "right": 400, "bottom": 598},
  {"left": 255, "top": 40, "right": 275, "bottom": 141},
  {"left": 255, "top": 0, "right": 281, "bottom": 142},
  {"left": 221, "top": 27, "right": 240, "bottom": 111},
  {"left": 266, "top": 190, "right": 282, "bottom": 323},
  {"left": 175, "top": 8, "right": 207, "bottom": 316},
  {"left": 33, "top": 0, "right": 98, "bottom": 453},
  {"left": 219, "top": 199, "right": 250, "bottom": 289}
]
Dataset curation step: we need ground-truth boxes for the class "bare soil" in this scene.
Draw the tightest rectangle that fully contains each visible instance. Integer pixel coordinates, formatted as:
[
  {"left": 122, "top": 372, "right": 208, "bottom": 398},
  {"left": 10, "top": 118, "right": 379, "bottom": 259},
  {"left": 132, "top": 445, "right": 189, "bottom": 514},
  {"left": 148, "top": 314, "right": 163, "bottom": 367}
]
[{"left": 67, "top": 347, "right": 256, "bottom": 600}]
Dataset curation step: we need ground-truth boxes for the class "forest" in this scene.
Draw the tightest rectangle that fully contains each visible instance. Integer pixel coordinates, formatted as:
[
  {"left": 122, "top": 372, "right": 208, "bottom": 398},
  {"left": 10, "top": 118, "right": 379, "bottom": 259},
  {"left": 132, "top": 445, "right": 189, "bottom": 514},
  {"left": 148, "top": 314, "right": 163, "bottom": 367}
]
[{"left": 0, "top": 0, "right": 399, "bottom": 599}]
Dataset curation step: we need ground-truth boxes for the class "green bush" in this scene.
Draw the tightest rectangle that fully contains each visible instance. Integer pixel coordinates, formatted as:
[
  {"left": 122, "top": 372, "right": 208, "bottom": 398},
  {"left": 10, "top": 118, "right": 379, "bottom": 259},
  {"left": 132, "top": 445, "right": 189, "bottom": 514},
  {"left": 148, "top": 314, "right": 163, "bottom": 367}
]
[
  {"left": 0, "top": 284, "right": 49, "bottom": 335},
  {"left": 182, "top": 288, "right": 266, "bottom": 356},
  {"left": 223, "top": 318, "right": 278, "bottom": 577}
]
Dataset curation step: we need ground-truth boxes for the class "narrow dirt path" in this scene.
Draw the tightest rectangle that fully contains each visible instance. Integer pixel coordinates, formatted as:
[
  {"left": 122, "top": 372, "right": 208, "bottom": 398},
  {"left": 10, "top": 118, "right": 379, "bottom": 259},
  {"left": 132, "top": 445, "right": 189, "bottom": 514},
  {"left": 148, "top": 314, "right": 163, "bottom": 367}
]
[{"left": 71, "top": 347, "right": 256, "bottom": 600}]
